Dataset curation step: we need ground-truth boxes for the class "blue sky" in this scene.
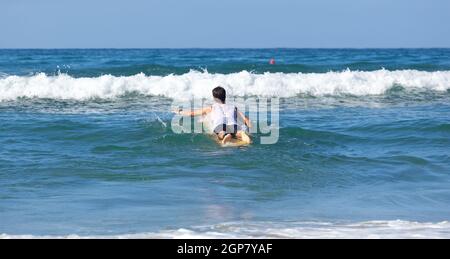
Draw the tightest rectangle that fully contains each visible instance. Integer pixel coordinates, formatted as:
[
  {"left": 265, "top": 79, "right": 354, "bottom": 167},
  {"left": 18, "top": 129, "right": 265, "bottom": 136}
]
[{"left": 1, "top": 0, "right": 450, "bottom": 48}]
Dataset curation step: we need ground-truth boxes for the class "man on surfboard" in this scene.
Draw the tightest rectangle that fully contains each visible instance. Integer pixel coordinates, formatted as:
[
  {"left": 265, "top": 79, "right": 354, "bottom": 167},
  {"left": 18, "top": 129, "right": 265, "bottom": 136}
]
[{"left": 176, "top": 86, "right": 252, "bottom": 145}]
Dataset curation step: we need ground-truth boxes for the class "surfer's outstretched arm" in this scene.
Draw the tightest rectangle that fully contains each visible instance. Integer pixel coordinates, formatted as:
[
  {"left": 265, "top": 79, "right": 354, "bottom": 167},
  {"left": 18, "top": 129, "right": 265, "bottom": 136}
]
[
  {"left": 176, "top": 106, "right": 212, "bottom": 117},
  {"left": 236, "top": 109, "right": 252, "bottom": 144},
  {"left": 237, "top": 110, "right": 252, "bottom": 128}
]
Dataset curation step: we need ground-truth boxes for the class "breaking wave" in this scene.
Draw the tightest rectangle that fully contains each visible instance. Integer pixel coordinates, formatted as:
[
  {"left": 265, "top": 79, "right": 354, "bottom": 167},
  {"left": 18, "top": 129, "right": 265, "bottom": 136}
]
[
  {"left": 0, "top": 69, "right": 449, "bottom": 101},
  {"left": 2, "top": 220, "right": 450, "bottom": 239}
]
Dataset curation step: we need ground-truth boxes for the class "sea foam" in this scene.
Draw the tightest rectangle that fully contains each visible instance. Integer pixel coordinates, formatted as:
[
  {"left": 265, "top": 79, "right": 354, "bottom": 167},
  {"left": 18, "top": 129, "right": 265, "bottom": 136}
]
[
  {"left": 0, "top": 69, "right": 449, "bottom": 101},
  {"left": 1, "top": 220, "right": 450, "bottom": 239}
]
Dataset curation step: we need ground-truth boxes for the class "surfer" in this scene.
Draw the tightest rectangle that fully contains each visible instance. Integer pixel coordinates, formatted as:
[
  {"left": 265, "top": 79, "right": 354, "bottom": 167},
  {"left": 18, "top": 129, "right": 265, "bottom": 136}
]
[{"left": 176, "top": 86, "right": 252, "bottom": 145}]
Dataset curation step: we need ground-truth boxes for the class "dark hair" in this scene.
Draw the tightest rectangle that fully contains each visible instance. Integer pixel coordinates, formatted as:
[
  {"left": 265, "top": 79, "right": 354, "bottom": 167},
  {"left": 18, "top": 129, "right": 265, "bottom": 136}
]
[{"left": 212, "top": 86, "right": 226, "bottom": 103}]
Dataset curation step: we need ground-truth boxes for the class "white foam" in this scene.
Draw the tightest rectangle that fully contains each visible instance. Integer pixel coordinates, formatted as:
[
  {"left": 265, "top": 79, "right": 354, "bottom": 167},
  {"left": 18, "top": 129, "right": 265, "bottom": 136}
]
[
  {"left": 0, "top": 70, "right": 449, "bottom": 101},
  {"left": 2, "top": 220, "right": 450, "bottom": 239}
]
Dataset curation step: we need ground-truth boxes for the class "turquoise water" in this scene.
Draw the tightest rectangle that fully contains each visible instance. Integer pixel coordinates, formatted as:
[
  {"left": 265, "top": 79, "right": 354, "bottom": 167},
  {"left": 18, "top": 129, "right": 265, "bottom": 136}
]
[{"left": 1, "top": 49, "right": 450, "bottom": 238}]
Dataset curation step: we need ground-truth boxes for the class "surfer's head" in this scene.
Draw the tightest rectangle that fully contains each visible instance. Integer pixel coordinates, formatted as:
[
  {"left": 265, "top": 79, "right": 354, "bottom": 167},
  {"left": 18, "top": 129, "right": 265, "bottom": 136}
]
[{"left": 212, "top": 86, "right": 226, "bottom": 104}]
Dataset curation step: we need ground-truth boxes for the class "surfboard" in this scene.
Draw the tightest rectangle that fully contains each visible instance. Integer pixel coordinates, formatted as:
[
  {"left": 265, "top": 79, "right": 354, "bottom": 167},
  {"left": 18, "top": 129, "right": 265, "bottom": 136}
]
[
  {"left": 200, "top": 114, "right": 252, "bottom": 147},
  {"left": 213, "top": 132, "right": 252, "bottom": 147}
]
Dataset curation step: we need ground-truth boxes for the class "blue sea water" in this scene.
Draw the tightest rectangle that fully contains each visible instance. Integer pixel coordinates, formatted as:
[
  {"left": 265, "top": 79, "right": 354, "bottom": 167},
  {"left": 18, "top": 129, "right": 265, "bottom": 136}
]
[{"left": 1, "top": 49, "right": 450, "bottom": 238}]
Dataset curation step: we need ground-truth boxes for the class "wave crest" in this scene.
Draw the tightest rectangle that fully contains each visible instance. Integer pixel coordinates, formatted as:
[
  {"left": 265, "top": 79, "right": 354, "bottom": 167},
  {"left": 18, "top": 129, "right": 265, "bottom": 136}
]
[
  {"left": 2, "top": 220, "right": 450, "bottom": 239},
  {"left": 0, "top": 69, "right": 449, "bottom": 101}
]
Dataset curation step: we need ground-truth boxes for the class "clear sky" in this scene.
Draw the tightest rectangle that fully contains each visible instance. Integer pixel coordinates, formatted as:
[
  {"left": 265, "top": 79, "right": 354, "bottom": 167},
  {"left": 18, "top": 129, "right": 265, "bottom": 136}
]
[{"left": 1, "top": 0, "right": 450, "bottom": 48}]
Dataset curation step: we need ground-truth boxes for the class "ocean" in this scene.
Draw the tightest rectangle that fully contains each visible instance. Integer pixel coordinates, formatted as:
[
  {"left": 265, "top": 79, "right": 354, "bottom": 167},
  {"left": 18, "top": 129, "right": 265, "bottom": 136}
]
[{"left": 1, "top": 49, "right": 450, "bottom": 238}]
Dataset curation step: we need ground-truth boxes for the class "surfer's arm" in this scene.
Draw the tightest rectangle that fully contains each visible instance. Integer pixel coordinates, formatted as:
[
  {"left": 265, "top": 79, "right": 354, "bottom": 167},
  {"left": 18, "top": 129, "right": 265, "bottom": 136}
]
[
  {"left": 177, "top": 106, "right": 212, "bottom": 117},
  {"left": 237, "top": 110, "right": 252, "bottom": 128}
]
